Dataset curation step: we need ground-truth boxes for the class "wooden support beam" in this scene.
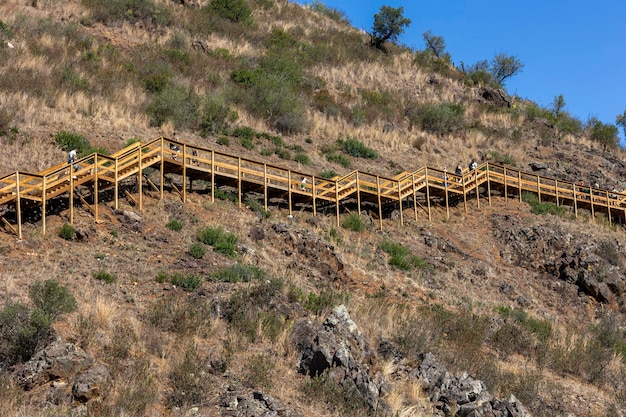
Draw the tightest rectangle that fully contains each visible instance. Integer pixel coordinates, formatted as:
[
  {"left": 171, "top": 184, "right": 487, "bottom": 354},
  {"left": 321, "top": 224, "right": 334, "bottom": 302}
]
[
  {"left": 69, "top": 171, "right": 74, "bottom": 226},
  {"left": 397, "top": 179, "right": 403, "bottom": 226},
  {"left": 138, "top": 146, "right": 143, "bottom": 211},
  {"left": 537, "top": 176, "right": 541, "bottom": 203},
  {"left": 94, "top": 155, "right": 99, "bottom": 223},
  {"left": 518, "top": 171, "right": 522, "bottom": 202},
  {"left": 356, "top": 171, "right": 361, "bottom": 218},
  {"left": 504, "top": 167, "right": 508, "bottom": 202},
  {"left": 487, "top": 164, "right": 492, "bottom": 206},
  {"left": 211, "top": 151, "right": 215, "bottom": 203},
  {"left": 1, "top": 214, "right": 17, "bottom": 236},
  {"left": 425, "top": 168, "right": 431, "bottom": 221},
  {"left": 335, "top": 179, "right": 339, "bottom": 227},
  {"left": 160, "top": 138, "right": 164, "bottom": 200},
  {"left": 263, "top": 164, "right": 268, "bottom": 211},
  {"left": 76, "top": 192, "right": 96, "bottom": 215},
  {"left": 124, "top": 189, "right": 137, "bottom": 206},
  {"left": 182, "top": 144, "right": 187, "bottom": 203},
  {"left": 42, "top": 175, "right": 47, "bottom": 235},
  {"left": 376, "top": 176, "right": 383, "bottom": 230},
  {"left": 412, "top": 173, "right": 418, "bottom": 221},
  {"left": 288, "top": 170, "right": 292, "bottom": 216},
  {"left": 145, "top": 176, "right": 159, "bottom": 192},
  {"left": 114, "top": 158, "right": 119, "bottom": 210},
  {"left": 312, "top": 175, "right": 317, "bottom": 217},
  {"left": 573, "top": 183, "right": 578, "bottom": 218}
]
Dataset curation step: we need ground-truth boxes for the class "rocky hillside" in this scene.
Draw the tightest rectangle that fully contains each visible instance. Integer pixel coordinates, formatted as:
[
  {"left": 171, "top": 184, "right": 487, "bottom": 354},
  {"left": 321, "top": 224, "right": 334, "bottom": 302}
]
[{"left": 0, "top": 1, "right": 625, "bottom": 417}]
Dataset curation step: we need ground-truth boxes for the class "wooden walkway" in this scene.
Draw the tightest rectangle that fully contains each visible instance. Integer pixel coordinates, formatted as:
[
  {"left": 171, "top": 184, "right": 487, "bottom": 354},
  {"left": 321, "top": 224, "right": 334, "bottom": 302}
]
[{"left": 1, "top": 137, "right": 625, "bottom": 239}]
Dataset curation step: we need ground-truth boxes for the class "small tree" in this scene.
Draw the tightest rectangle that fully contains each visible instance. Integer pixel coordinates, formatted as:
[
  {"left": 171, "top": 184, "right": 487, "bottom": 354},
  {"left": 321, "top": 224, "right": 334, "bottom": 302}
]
[
  {"left": 616, "top": 110, "right": 626, "bottom": 139},
  {"left": 551, "top": 94, "right": 566, "bottom": 118},
  {"left": 422, "top": 30, "right": 447, "bottom": 59},
  {"left": 490, "top": 53, "right": 524, "bottom": 86},
  {"left": 588, "top": 117, "right": 619, "bottom": 149},
  {"left": 369, "top": 6, "right": 411, "bottom": 52}
]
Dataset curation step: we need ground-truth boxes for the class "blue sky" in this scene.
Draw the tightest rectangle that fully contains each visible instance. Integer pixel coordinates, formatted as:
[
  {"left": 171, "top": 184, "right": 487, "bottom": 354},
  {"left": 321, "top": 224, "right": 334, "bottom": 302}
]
[{"left": 293, "top": 0, "right": 626, "bottom": 141}]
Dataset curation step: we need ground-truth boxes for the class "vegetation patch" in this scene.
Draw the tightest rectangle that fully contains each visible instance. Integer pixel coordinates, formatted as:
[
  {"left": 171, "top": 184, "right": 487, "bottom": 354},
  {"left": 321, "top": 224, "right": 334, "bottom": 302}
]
[{"left": 197, "top": 226, "right": 238, "bottom": 258}]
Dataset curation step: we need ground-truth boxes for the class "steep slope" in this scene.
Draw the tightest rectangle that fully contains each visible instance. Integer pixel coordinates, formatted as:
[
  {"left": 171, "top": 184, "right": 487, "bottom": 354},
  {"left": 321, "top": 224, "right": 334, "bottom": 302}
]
[{"left": 0, "top": 1, "right": 625, "bottom": 417}]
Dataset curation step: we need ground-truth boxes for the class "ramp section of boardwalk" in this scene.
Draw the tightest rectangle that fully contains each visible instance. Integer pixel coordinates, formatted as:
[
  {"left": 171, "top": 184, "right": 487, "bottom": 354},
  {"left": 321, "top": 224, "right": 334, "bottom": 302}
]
[{"left": 1, "top": 137, "right": 624, "bottom": 238}]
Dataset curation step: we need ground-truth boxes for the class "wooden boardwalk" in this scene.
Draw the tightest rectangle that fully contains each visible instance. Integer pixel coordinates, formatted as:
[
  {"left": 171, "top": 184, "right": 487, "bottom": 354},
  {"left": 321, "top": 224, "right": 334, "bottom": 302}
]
[{"left": 1, "top": 137, "right": 625, "bottom": 239}]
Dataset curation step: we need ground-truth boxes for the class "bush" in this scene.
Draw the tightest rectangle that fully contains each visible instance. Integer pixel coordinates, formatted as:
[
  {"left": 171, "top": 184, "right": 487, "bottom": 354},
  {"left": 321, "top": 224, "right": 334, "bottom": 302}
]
[
  {"left": 166, "top": 219, "right": 183, "bottom": 231},
  {"left": 319, "top": 170, "right": 338, "bottom": 179},
  {"left": 58, "top": 223, "right": 75, "bottom": 240},
  {"left": 302, "top": 290, "right": 349, "bottom": 316},
  {"left": 170, "top": 273, "right": 202, "bottom": 291},
  {"left": 245, "top": 196, "right": 271, "bottom": 219},
  {"left": 145, "top": 296, "right": 212, "bottom": 336},
  {"left": 302, "top": 372, "right": 370, "bottom": 415},
  {"left": 211, "top": 263, "right": 265, "bottom": 283},
  {"left": 167, "top": 345, "right": 211, "bottom": 407},
  {"left": 413, "top": 102, "right": 465, "bottom": 135},
  {"left": 197, "top": 226, "right": 238, "bottom": 258},
  {"left": 188, "top": 243, "right": 206, "bottom": 259},
  {"left": 339, "top": 137, "right": 377, "bottom": 159},
  {"left": 85, "top": 0, "right": 171, "bottom": 26},
  {"left": 206, "top": 0, "right": 252, "bottom": 24},
  {"left": 341, "top": 213, "right": 365, "bottom": 232},
  {"left": 54, "top": 131, "right": 90, "bottom": 154},
  {"left": 93, "top": 270, "right": 116, "bottom": 284},
  {"left": 522, "top": 192, "right": 566, "bottom": 216},
  {"left": 199, "top": 95, "right": 238, "bottom": 136},
  {"left": 146, "top": 84, "right": 199, "bottom": 130},
  {"left": 294, "top": 153, "right": 310, "bottom": 165},
  {"left": 326, "top": 152, "right": 351, "bottom": 168},
  {"left": 380, "top": 239, "right": 428, "bottom": 271},
  {"left": 217, "top": 136, "right": 230, "bottom": 146},
  {"left": 29, "top": 279, "right": 77, "bottom": 318}
]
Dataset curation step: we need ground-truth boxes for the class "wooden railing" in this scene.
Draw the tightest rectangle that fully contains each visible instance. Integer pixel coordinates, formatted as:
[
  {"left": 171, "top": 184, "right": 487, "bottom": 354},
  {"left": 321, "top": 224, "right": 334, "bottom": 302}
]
[{"left": 1, "top": 137, "right": 625, "bottom": 239}]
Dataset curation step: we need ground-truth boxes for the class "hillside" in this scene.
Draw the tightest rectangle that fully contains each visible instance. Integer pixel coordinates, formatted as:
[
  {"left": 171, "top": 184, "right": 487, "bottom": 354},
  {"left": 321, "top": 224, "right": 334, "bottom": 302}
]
[{"left": 0, "top": 1, "right": 625, "bottom": 417}]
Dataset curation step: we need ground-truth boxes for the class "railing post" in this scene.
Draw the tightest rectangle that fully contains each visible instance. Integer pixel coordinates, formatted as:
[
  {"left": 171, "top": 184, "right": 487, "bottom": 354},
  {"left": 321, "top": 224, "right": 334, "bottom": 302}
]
[
  {"left": 94, "top": 155, "right": 99, "bottom": 223},
  {"left": 16, "top": 172, "right": 22, "bottom": 240},
  {"left": 504, "top": 167, "right": 508, "bottom": 202},
  {"left": 211, "top": 151, "right": 215, "bottom": 203},
  {"left": 335, "top": 179, "right": 340, "bottom": 227},
  {"left": 182, "top": 144, "right": 187, "bottom": 203},
  {"left": 114, "top": 158, "right": 119, "bottom": 210},
  {"left": 288, "top": 170, "right": 293, "bottom": 216},
  {"left": 356, "top": 171, "right": 361, "bottom": 217},
  {"left": 397, "top": 179, "right": 403, "bottom": 226},
  {"left": 537, "top": 176, "right": 541, "bottom": 203},
  {"left": 555, "top": 180, "right": 559, "bottom": 206},
  {"left": 160, "top": 137, "right": 164, "bottom": 199},
  {"left": 264, "top": 164, "right": 268, "bottom": 211},
  {"left": 138, "top": 145, "right": 143, "bottom": 211},
  {"left": 607, "top": 190, "right": 612, "bottom": 226},
  {"left": 312, "top": 175, "right": 317, "bottom": 216},
  {"left": 42, "top": 175, "right": 47, "bottom": 235},
  {"left": 487, "top": 163, "right": 492, "bottom": 206},
  {"left": 69, "top": 170, "right": 74, "bottom": 225},
  {"left": 518, "top": 171, "right": 522, "bottom": 202},
  {"left": 475, "top": 169, "right": 480, "bottom": 208},
  {"left": 237, "top": 157, "right": 242, "bottom": 208},
  {"left": 412, "top": 173, "right": 418, "bottom": 221},
  {"left": 573, "top": 183, "right": 578, "bottom": 218},
  {"left": 425, "top": 168, "right": 431, "bottom": 221},
  {"left": 462, "top": 174, "right": 467, "bottom": 213},
  {"left": 376, "top": 176, "right": 383, "bottom": 231}
]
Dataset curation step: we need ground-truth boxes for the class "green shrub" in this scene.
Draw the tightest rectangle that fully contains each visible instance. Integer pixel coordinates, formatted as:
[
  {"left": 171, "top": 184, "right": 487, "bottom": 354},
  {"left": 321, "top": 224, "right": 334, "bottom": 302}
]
[
  {"left": 338, "top": 136, "right": 378, "bottom": 159},
  {"left": 54, "top": 131, "right": 90, "bottom": 154},
  {"left": 226, "top": 279, "right": 285, "bottom": 341},
  {"left": 302, "top": 290, "right": 349, "bottom": 316},
  {"left": 294, "top": 153, "right": 310, "bottom": 165},
  {"left": 197, "top": 226, "right": 238, "bottom": 258},
  {"left": 245, "top": 353, "right": 274, "bottom": 389},
  {"left": 140, "top": 62, "right": 171, "bottom": 94},
  {"left": 206, "top": 0, "right": 252, "bottom": 24},
  {"left": 240, "top": 137, "right": 255, "bottom": 150},
  {"left": 319, "top": 170, "right": 338, "bottom": 179},
  {"left": 145, "top": 296, "right": 212, "bottom": 336},
  {"left": 302, "top": 372, "right": 370, "bottom": 415},
  {"left": 326, "top": 152, "right": 351, "bottom": 168},
  {"left": 211, "top": 263, "right": 265, "bottom": 283},
  {"left": 232, "top": 125, "right": 256, "bottom": 140},
  {"left": 29, "top": 279, "right": 77, "bottom": 318},
  {"left": 199, "top": 95, "right": 238, "bottom": 136},
  {"left": 166, "top": 219, "right": 183, "bottom": 231},
  {"left": 413, "top": 102, "right": 465, "bottom": 135},
  {"left": 167, "top": 345, "right": 211, "bottom": 407},
  {"left": 341, "top": 213, "right": 365, "bottom": 232},
  {"left": 93, "top": 270, "right": 116, "bottom": 284},
  {"left": 146, "top": 84, "right": 199, "bottom": 130},
  {"left": 274, "top": 147, "right": 291, "bottom": 160},
  {"left": 217, "top": 136, "right": 230, "bottom": 146},
  {"left": 170, "top": 273, "right": 202, "bottom": 291},
  {"left": 214, "top": 188, "right": 237, "bottom": 202},
  {"left": 522, "top": 192, "right": 566, "bottom": 216},
  {"left": 188, "top": 243, "right": 206, "bottom": 259},
  {"left": 380, "top": 239, "right": 428, "bottom": 270},
  {"left": 58, "top": 223, "right": 75, "bottom": 240},
  {"left": 245, "top": 196, "right": 271, "bottom": 219},
  {"left": 85, "top": 0, "right": 171, "bottom": 26}
]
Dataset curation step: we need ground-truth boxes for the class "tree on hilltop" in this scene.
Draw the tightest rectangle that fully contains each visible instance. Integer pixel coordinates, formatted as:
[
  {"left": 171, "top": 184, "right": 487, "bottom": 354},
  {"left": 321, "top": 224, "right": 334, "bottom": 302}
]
[
  {"left": 490, "top": 53, "right": 524, "bottom": 86},
  {"left": 369, "top": 5, "right": 411, "bottom": 52}
]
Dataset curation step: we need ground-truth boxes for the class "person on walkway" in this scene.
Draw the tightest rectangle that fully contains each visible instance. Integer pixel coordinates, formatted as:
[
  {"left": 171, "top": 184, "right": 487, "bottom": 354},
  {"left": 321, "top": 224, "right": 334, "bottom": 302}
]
[
  {"left": 469, "top": 159, "right": 477, "bottom": 171},
  {"left": 301, "top": 177, "right": 308, "bottom": 191},
  {"left": 443, "top": 167, "right": 449, "bottom": 188},
  {"left": 455, "top": 164, "right": 463, "bottom": 183},
  {"left": 68, "top": 148, "right": 78, "bottom": 177}
]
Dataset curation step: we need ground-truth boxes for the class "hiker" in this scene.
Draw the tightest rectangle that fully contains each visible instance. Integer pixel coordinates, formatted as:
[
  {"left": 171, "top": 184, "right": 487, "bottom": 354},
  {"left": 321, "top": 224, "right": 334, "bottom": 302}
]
[
  {"left": 68, "top": 148, "right": 79, "bottom": 176},
  {"left": 191, "top": 149, "right": 199, "bottom": 166},
  {"left": 443, "top": 167, "right": 449, "bottom": 188},
  {"left": 455, "top": 164, "right": 463, "bottom": 183},
  {"left": 469, "top": 159, "right": 477, "bottom": 171},
  {"left": 301, "top": 177, "right": 308, "bottom": 191},
  {"left": 170, "top": 142, "right": 180, "bottom": 160}
]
